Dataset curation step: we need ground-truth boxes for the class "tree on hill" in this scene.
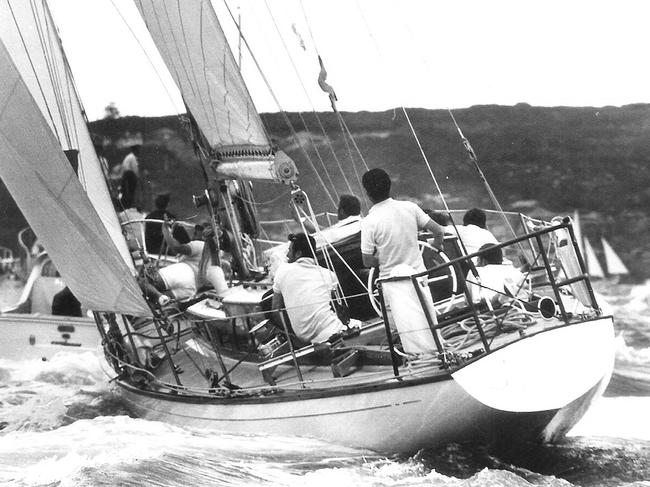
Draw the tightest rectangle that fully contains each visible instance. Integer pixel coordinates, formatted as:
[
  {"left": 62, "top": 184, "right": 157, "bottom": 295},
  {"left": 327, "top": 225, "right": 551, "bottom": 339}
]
[{"left": 103, "top": 102, "right": 121, "bottom": 120}]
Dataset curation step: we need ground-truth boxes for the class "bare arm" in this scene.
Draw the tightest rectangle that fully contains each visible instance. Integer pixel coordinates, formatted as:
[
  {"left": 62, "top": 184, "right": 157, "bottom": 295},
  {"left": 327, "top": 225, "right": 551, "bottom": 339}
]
[
  {"left": 292, "top": 204, "right": 318, "bottom": 233},
  {"left": 271, "top": 291, "right": 285, "bottom": 325},
  {"left": 162, "top": 223, "right": 191, "bottom": 256},
  {"left": 423, "top": 218, "right": 444, "bottom": 250},
  {"left": 362, "top": 252, "right": 378, "bottom": 268}
]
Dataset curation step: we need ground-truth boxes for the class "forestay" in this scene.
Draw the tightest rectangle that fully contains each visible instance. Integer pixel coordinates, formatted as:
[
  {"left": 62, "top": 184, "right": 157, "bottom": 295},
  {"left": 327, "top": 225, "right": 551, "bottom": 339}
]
[
  {"left": 134, "top": 0, "right": 271, "bottom": 155},
  {"left": 0, "top": 0, "right": 135, "bottom": 271},
  {"left": 0, "top": 40, "right": 151, "bottom": 316}
]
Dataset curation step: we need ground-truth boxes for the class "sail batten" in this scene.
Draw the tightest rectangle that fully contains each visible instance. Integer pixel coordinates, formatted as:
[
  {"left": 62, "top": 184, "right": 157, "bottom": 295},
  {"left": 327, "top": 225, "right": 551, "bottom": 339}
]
[
  {"left": 134, "top": 0, "right": 270, "bottom": 153},
  {"left": 0, "top": 39, "right": 151, "bottom": 316}
]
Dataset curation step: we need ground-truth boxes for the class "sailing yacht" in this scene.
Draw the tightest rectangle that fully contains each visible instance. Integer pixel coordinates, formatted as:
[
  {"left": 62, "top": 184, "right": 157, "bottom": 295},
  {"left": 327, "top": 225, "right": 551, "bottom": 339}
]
[
  {"left": 0, "top": 0, "right": 615, "bottom": 453},
  {"left": 573, "top": 211, "right": 629, "bottom": 282}
]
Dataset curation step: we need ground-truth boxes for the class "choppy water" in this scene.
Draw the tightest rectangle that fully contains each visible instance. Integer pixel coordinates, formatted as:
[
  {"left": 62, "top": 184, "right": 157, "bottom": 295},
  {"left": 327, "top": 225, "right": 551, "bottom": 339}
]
[{"left": 0, "top": 279, "right": 649, "bottom": 486}]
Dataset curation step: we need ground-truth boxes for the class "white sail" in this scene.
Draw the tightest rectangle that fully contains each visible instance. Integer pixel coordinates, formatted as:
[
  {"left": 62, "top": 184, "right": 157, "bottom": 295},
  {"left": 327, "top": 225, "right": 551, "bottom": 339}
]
[
  {"left": 572, "top": 210, "right": 584, "bottom": 255},
  {"left": 601, "top": 237, "right": 629, "bottom": 276},
  {"left": 133, "top": 0, "right": 270, "bottom": 155},
  {"left": 0, "top": 40, "right": 151, "bottom": 316},
  {"left": 583, "top": 237, "right": 604, "bottom": 279},
  {"left": 0, "top": 0, "right": 135, "bottom": 271}
]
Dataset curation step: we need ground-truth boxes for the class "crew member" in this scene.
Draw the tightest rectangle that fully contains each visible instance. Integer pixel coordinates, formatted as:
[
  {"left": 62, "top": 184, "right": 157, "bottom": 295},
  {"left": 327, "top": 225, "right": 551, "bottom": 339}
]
[
  {"left": 466, "top": 243, "right": 527, "bottom": 306},
  {"left": 360, "top": 168, "right": 445, "bottom": 355},
  {"left": 272, "top": 232, "right": 347, "bottom": 344}
]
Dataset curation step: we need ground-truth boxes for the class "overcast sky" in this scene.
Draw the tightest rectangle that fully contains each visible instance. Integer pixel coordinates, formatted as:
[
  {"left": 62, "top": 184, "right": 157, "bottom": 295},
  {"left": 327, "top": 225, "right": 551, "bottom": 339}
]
[{"left": 49, "top": 0, "right": 650, "bottom": 121}]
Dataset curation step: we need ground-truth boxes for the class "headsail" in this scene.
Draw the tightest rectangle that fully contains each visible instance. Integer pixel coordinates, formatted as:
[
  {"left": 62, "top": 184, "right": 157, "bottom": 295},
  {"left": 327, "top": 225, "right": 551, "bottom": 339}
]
[
  {"left": 601, "top": 237, "right": 629, "bottom": 276},
  {"left": 583, "top": 237, "right": 604, "bottom": 279},
  {"left": 0, "top": 40, "right": 151, "bottom": 316},
  {"left": 0, "top": 0, "right": 135, "bottom": 270},
  {"left": 133, "top": 0, "right": 297, "bottom": 183}
]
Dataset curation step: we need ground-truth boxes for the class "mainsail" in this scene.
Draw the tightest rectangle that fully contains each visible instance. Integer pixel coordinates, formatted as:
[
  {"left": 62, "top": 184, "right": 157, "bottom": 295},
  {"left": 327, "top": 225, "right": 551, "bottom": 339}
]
[
  {"left": 133, "top": 0, "right": 269, "bottom": 153},
  {"left": 0, "top": 0, "right": 135, "bottom": 271},
  {"left": 0, "top": 40, "right": 151, "bottom": 316},
  {"left": 133, "top": 0, "right": 297, "bottom": 183},
  {"left": 601, "top": 237, "right": 629, "bottom": 276}
]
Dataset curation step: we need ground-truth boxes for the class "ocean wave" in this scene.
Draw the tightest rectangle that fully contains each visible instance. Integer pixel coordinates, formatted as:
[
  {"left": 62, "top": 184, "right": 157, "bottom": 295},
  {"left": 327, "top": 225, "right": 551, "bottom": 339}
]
[{"left": 0, "top": 351, "right": 117, "bottom": 433}]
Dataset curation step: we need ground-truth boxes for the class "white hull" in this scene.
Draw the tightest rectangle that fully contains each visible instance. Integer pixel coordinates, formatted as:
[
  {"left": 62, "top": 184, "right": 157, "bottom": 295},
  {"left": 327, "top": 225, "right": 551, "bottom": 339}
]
[
  {"left": 110, "top": 317, "right": 615, "bottom": 453},
  {"left": 0, "top": 313, "right": 100, "bottom": 361}
]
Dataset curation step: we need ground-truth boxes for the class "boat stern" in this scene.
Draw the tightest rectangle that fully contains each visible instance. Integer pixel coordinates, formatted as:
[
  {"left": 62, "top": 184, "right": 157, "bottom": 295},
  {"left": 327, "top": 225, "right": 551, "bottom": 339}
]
[{"left": 451, "top": 317, "right": 615, "bottom": 416}]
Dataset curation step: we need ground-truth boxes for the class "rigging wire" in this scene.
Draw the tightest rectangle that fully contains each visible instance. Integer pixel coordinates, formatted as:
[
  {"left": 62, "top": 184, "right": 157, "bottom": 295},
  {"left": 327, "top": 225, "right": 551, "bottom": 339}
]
[
  {"left": 108, "top": 0, "right": 185, "bottom": 116},
  {"left": 262, "top": 0, "right": 344, "bottom": 199},
  {"left": 334, "top": 111, "right": 366, "bottom": 204},
  {"left": 32, "top": 0, "right": 72, "bottom": 148},
  {"left": 447, "top": 110, "right": 524, "bottom": 249},
  {"left": 297, "top": 0, "right": 372, "bottom": 207},
  {"left": 352, "top": 1, "right": 450, "bottom": 209},
  {"left": 221, "top": 0, "right": 337, "bottom": 208},
  {"left": 7, "top": 0, "right": 61, "bottom": 143}
]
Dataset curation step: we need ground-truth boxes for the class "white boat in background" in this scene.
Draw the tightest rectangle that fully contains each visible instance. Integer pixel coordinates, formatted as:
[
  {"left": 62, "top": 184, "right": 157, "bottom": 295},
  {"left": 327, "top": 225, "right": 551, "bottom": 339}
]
[
  {"left": 572, "top": 211, "right": 629, "bottom": 282},
  {"left": 0, "top": 252, "right": 99, "bottom": 361},
  {"left": 0, "top": 0, "right": 615, "bottom": 453}
]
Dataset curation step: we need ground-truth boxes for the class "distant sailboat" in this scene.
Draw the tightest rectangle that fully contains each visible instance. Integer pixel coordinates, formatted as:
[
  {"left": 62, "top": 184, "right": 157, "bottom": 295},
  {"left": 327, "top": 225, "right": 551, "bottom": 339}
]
[
  {"left": 583, "top": 236, "right": 605, "bottom": 279},
  {"left": 572, "top": 211, "right": 628, "bottom": 280},
  {"left": 601, "top": 237, "right": 630, "bottom": 277}
]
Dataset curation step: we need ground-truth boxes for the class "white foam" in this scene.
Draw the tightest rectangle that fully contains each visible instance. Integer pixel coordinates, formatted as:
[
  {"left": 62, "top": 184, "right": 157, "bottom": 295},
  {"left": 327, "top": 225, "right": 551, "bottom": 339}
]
[{"left": 569, "top": 396, "right": 650, "bottom": 440}]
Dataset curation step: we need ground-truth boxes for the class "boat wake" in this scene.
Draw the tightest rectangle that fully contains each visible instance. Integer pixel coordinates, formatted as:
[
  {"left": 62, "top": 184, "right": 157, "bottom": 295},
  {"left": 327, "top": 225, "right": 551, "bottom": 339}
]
[
  {"left": 0, "top": 351, "right": 124, "bottom": 433},
  {"left": 1, "top": 415, "right": 648, "bottom": 487},
  {"left": 601, "top": 281, "right": 650, "bottom": 397}
]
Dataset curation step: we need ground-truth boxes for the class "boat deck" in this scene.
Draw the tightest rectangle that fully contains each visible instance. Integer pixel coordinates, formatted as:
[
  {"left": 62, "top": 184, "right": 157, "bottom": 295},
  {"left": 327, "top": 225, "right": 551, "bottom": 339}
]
[{"left": 129, "top": 306, "right": 580, "bottom": 397}]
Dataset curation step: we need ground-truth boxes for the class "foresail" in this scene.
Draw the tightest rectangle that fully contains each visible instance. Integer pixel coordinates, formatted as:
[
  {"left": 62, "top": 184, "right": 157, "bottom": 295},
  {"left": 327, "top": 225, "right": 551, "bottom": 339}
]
[
  {"left": 0, "top": 41, "right": 151, "bottom": 316},
  {"left": 601, "top": 238, "right": 629, "bottom": 276},
  {"left": 0, "top": 0, "right": 135, "bottom": 271},
  {"left": 583, "top": 237, "right": 604, "bottom": 279},
  {"left": 134, "top": 0, "right": 270, "bottom": 154}
]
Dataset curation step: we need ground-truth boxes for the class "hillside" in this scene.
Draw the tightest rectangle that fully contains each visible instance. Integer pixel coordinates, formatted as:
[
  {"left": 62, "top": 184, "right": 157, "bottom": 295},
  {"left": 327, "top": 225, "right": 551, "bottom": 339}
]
[{"left": 1, "top": 104, "right": 648, "bottom": 280}]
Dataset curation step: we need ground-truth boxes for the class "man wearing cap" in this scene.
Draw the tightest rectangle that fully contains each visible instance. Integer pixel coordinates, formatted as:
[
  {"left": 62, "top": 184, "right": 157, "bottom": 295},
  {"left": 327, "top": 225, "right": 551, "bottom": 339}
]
[{"left": 272, "top": 232, "right": 347, "bottom": 344}]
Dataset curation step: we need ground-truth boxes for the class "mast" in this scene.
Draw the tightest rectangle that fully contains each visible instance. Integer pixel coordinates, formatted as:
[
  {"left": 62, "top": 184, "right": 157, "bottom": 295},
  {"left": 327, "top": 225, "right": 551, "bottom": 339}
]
[{"left": 133, "top": 0, "right": 299, "bottom": 278}]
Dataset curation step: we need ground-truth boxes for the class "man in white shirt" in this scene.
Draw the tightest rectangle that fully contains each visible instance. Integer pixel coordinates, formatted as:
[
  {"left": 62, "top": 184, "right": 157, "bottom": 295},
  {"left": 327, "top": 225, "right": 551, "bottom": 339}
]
[
  {"left": 360, "top": 168, "right": 444, "bottom": 355},
  {"left": 272, "top": 232, "right": 347, "bottom": 344},
  {"left": 266, "top": 195, "right": 363, "bottom": 279},
  {"left": 453, "top": 208, "right": 498, "bottom": 255},
  {"left": 466, "top": 243, "right": 527, "bottom": 306},
  {"left": 162, "top": 222, "right": 205, "bottom": 278},
  {"left": 120, "top": 144, "right": 140, "bottom": 208},
  {"left": 313, "top": 194, "right": 362, "bottom": 245},
  {"left": 143, "top": 223, "right": 207, "bottom": 305},
  {"left": 360, "top": 169, "right": 444, "bottom": 278}
]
